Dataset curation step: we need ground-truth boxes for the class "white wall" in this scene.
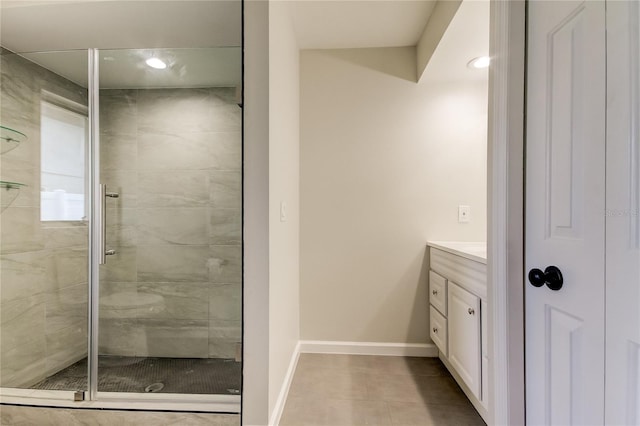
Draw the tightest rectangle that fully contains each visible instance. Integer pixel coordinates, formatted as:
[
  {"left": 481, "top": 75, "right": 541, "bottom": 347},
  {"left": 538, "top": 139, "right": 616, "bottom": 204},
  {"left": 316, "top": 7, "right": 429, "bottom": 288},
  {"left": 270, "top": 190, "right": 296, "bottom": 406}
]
[
  {"left": 242, "top": 1, "right": 270, "bottom": 424},
  {"left": 299, "top": 47, "right": 488, "bottom": 344},
  {"left": 267, "top": 1, "right": 301, "bottom": 422},
  {"left": 244, "top": 3, "right": 301, "bottom": 423}
]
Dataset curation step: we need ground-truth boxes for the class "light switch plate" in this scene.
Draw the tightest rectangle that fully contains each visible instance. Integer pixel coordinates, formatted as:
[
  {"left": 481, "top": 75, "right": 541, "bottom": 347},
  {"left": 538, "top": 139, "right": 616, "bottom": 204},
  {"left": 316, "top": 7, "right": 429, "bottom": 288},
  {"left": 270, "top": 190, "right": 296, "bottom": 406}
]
[{"left": 458, "top": 205, "right": 470, "bottom": 223}]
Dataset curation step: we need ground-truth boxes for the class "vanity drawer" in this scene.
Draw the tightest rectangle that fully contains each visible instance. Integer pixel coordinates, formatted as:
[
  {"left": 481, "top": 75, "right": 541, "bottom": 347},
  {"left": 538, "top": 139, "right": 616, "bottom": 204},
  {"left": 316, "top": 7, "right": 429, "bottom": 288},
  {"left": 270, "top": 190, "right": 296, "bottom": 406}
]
[
  {"left": 430, "top": 306, "right": 448, "bottom": 356},
  {"left": 429, "top": 271, "right": 447, "bottom": 315}
]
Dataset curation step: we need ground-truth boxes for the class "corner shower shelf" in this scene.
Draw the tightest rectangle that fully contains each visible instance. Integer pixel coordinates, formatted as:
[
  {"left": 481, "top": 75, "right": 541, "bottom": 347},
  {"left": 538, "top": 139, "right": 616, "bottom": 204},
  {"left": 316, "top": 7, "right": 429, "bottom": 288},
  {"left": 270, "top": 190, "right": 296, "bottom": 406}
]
[
  {"left": 1, "top": 181, "right": 27, "bottom": 212},
  {"left": 0, "top": 125, "right": 27, "bottom": 154}
]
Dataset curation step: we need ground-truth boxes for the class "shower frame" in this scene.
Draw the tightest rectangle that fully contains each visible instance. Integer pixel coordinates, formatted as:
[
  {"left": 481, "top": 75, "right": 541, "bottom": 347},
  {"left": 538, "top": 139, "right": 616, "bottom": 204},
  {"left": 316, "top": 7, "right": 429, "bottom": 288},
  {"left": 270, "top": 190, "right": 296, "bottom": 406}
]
[{"left": 0, "top": 48, "right": 241, "bottom": 415}]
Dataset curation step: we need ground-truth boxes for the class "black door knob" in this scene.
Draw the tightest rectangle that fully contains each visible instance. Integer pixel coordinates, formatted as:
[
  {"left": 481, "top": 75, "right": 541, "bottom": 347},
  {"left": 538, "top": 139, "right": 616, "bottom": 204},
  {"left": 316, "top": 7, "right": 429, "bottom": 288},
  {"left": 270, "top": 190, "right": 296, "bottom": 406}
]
[{"left": 528, "top": 266, "right": 563, "bottom": 291}]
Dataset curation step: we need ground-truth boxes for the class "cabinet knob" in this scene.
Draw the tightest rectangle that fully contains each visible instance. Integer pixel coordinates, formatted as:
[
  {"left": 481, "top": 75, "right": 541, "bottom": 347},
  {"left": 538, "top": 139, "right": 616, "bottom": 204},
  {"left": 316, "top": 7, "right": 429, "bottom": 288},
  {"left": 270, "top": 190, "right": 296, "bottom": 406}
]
[
  {"left": 468, "top": 308, "right": 475, "bottom": 315},
  {"left": 432, "top": 289, "right": 438, "bottom": 296},
  {"left": 432, "top": 327, "right": 438, "bottom": 334}
]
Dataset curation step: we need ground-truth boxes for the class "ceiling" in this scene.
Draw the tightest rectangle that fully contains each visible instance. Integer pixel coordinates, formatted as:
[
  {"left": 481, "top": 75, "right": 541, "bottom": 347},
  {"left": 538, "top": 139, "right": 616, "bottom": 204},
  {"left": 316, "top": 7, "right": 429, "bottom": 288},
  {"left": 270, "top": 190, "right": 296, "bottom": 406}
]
[
  {"left": 1, "top": 0, "right": 437, "bottom": 51},
  {"left": 0, "top": 0, "right": 242, "bottom": 88},
  {"left": 19, "top": 48, "right": 242, "bottom": 89},
  {"left": 289, "top": 1, "right": 437, "bottom": 49},
  {"left": 0, "top": 0, "right": 241, "bottom": 51},
  {"left": 287, "top": 0, "right": 489, "bottom": 83},
  {"left": 0, "top": 0, "right": 488, "bottom": 88}
]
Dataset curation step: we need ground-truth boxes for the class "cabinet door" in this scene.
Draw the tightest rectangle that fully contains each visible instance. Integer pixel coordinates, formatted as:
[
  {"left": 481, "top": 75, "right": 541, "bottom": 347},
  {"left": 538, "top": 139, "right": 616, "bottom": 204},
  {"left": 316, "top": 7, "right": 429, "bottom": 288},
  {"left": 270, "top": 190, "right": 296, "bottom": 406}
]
[{"left": 448, "top": 281, "right": 481, "bottom": 398}]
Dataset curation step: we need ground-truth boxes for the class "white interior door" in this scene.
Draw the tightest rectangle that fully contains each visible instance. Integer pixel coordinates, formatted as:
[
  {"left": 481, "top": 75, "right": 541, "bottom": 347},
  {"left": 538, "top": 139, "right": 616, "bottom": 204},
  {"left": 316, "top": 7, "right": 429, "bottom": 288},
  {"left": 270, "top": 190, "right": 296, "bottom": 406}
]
[
  {"left": 525, "top": 1, "right": 606, "bottom": 424},
  {"left": 604, "top": 1, "right": 640, "bottom": 424}
]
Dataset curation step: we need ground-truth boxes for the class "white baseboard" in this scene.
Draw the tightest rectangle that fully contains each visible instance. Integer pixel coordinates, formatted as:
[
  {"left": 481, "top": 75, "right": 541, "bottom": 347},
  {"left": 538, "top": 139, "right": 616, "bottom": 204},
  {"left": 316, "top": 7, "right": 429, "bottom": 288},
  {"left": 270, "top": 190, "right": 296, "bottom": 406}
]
[
  {"left": 299, "top": 340, "right": 438, "bottom": 357},
  {"left": 268, "top": 341, "right": 301, "bottom": 426}
]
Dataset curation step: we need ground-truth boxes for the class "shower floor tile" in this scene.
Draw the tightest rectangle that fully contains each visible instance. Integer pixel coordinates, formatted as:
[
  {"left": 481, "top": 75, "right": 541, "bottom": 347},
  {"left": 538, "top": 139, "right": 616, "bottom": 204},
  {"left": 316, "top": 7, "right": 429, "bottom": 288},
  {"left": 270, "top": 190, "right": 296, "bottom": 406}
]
[{"left": 30, "top": 356, "right": 241, "bottom": 395}]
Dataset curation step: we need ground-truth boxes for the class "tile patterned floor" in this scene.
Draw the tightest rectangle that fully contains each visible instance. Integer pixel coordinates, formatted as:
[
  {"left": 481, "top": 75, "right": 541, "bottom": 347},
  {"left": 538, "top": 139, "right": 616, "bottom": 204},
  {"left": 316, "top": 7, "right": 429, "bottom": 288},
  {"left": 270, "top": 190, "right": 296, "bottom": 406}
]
[{"left": 280, "top": 354, "right": 486, "bottom": 426}]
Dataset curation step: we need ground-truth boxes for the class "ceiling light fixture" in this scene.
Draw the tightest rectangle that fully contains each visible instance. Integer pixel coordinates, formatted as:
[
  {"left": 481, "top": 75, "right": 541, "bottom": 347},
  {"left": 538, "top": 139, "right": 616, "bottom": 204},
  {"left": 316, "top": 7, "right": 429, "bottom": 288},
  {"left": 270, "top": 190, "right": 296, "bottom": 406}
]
[
  {"left": 467, "top": 56, "right": 490, "bottom": 69},
  {"left": 145, "top": 57, "right": 167, "bottom": 69}
]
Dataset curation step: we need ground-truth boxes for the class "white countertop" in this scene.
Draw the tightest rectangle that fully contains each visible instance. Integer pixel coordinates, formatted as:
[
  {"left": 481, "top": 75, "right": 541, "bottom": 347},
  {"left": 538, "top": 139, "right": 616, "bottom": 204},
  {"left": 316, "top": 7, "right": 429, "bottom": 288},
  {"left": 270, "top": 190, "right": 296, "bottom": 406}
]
[{"left": 427, "top": 241, "right": 487, "bottom": 264}]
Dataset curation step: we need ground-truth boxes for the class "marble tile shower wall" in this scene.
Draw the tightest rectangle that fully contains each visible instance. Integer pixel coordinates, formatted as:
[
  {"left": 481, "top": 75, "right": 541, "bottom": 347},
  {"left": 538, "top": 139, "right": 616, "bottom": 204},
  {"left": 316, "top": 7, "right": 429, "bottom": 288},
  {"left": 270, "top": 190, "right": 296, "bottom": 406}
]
[
  {"left": 98, "top": 87, "right": 242, "bottom": 359},
  {"left": 0, "top": 49, "right": 89, "bottom": 387}
]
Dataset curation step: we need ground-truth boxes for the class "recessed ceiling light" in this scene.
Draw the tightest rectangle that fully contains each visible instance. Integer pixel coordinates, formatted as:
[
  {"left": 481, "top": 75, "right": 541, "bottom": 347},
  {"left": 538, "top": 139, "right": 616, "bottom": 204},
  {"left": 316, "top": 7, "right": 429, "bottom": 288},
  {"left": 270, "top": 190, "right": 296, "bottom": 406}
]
[
  {"left": 146, "top": 57, "right": 167, "bottom": 69},
  {"left": 467, "top": 56, "right": 490, "bottom": 69}
]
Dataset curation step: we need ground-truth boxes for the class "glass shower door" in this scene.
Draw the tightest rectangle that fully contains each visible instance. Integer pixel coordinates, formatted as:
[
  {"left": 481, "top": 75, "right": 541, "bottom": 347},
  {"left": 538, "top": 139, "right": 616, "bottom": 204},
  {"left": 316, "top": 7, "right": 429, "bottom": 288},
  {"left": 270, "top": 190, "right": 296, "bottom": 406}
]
[
  {"left": 95, "top": 48, "right": 243, "bottom": 396},
  {"left": 0, "top": 48, "right": 90, "bottom": 395}
]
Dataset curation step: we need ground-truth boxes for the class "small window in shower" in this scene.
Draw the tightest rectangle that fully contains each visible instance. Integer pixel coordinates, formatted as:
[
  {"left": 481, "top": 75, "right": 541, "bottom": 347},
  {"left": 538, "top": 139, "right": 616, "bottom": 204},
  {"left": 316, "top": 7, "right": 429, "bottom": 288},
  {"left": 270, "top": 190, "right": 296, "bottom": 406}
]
[{"left": 40, "top": 99, "right": 88, "bottom": 221}]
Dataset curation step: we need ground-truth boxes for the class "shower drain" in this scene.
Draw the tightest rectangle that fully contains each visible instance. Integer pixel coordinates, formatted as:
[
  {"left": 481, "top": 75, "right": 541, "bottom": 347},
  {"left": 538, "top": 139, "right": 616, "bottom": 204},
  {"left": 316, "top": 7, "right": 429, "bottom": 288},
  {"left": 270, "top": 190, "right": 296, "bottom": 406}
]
[{"left": 144, "top": 382, "right": 165, "bottom": 393}]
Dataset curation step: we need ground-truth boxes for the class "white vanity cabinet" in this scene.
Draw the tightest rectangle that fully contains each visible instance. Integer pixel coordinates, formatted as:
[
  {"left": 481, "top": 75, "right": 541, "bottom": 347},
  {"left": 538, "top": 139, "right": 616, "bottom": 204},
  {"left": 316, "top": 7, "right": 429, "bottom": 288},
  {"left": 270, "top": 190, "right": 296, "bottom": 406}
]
[{"left": 427, "top": 241, "right": 488, "bottom": 421}]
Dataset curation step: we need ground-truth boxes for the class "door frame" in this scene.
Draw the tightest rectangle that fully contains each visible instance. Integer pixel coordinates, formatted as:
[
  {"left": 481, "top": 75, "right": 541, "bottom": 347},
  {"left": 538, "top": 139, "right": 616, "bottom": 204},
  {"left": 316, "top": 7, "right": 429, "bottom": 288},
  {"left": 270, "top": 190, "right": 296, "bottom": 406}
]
[
  {"left": 487, "top": 0, "right": 526, "bottom": 425},
  {"left": 241, "top": 1, "right": 530, "bottom": 423}
]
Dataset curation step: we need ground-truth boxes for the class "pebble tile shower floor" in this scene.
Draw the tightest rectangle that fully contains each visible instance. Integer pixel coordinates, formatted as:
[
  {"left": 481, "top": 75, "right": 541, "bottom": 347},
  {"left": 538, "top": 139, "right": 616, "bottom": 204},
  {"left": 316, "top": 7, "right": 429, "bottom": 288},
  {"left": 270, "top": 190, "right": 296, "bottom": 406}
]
[{"left": 30, "top": 356, "right": 241, "bottom": 395}]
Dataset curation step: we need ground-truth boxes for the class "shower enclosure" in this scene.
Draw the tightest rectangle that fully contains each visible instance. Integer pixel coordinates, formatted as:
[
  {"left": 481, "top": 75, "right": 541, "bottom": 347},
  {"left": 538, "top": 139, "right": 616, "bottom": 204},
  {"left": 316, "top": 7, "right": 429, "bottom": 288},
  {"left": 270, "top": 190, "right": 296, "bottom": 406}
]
[{"left": 0, "top": 18, "right": 242, "bottom": 411}]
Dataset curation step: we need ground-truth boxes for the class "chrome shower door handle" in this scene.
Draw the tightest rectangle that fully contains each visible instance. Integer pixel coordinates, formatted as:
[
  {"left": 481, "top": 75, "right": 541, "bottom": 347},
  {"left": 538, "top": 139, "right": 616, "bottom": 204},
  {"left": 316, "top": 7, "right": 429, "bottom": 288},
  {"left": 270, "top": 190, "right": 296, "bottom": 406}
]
[
  {"left": 100, "top": 184, "right": 119, "bottom": 264},
  {"left": 99, "top": 183, "right": 107, "bottom": 264}
]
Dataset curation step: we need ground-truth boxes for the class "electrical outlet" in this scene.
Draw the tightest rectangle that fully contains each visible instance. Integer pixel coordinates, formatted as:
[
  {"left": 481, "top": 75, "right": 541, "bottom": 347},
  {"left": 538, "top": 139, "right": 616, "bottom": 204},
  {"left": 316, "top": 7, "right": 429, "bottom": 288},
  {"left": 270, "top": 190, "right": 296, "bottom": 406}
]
[{"left": 458, "top": 205, "right": 470, "bottom": 223}]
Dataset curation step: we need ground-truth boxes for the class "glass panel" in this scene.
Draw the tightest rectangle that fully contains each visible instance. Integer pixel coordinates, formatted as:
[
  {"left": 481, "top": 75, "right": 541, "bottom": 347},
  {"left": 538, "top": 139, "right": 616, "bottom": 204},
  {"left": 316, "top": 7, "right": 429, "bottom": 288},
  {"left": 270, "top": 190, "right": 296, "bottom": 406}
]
[
  {"left": 0, "top": 48, "right": 89, "bottom": 392},
  {"left": 97, "top": 47, "right": 242, "bottom": 395}
]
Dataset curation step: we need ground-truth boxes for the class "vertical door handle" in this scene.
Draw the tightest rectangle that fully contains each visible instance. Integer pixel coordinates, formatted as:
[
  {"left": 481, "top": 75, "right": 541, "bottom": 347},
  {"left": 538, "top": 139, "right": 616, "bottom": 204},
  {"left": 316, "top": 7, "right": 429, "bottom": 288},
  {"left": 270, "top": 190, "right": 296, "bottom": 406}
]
[
  {"left": 99, "top": 184, "right": 119, "bottom": 264},
  {"left": 99, "top": 184, "right": 107, "bottom": 264}
]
